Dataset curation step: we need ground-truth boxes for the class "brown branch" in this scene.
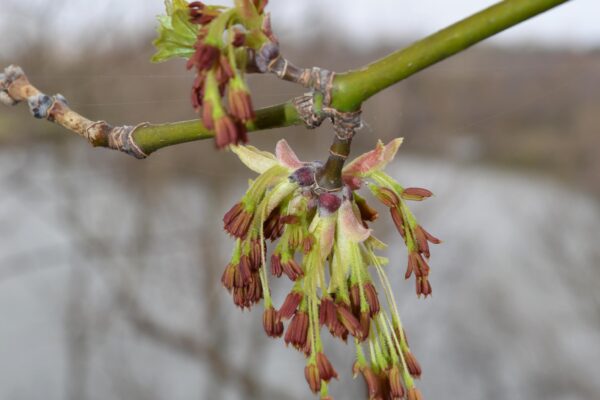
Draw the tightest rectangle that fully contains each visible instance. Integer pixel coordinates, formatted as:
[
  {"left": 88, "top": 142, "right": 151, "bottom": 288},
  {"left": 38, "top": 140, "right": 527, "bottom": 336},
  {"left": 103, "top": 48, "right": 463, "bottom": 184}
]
[{"left": 0, "top": 65, "right": 149, "bottom": 159}]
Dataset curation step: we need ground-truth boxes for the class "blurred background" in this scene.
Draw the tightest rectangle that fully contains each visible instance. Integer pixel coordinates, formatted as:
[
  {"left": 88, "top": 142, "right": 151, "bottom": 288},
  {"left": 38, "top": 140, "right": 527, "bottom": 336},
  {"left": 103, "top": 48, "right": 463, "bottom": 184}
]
[{"left": 1, "top": 1, "right": 600, "bottom": 399}]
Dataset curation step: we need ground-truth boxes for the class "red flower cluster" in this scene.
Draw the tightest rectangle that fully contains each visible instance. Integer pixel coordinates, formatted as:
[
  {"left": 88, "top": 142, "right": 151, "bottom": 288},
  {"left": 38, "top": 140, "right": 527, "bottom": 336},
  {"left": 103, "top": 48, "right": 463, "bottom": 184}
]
[{"left": 185, "top": 1, "right": 274, "bottom": 148}]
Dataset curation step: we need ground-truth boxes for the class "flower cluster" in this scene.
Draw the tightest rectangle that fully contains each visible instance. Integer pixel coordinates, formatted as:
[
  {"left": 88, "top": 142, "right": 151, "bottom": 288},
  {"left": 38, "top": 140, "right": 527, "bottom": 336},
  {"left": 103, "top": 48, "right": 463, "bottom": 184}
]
[
  {"left": 222, "top": 139, "right": 439, "bottom": 399},
  {"left": 153, "top": 0, "right": 278, "bottom": 148}
]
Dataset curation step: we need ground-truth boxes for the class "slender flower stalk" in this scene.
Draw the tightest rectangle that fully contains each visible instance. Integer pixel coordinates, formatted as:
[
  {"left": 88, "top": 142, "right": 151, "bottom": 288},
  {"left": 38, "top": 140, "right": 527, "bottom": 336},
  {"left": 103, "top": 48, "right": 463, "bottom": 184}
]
[{"left": 220, "top": 138, "right": 439, "bottom": 398}]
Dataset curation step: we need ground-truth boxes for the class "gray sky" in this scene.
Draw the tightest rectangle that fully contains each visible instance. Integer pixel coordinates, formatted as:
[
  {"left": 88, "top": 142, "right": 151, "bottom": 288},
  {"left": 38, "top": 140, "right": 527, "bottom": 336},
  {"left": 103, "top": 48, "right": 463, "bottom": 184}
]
[{"left": 0, "top": 0, "right": 598, "bottom": 58}]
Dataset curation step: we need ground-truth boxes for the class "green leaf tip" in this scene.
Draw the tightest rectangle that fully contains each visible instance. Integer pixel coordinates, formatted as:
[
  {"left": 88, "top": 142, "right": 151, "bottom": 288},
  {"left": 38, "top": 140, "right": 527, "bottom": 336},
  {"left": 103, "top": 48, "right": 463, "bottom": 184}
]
[{"left": 151, "top": 0, "right": 199, "bottom": 63}]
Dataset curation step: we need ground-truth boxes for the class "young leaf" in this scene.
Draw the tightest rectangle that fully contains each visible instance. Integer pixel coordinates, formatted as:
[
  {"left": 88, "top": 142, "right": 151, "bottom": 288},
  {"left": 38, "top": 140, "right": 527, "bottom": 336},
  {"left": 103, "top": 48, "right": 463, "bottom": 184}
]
[{"left": 152, "top": 0, "right": 200, "bottom": 63}]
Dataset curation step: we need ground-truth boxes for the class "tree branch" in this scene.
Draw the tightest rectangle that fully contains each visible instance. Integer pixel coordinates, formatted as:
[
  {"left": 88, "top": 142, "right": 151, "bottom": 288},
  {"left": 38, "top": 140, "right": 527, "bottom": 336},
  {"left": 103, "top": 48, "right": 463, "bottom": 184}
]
[
  {"left": 0, "top": 65, "right": 301, "bottom": 158},
  {"left": 331, "top": 0, "right": 571, "bottom": 111},
  {"left": 1, "top": 0, "right": 570, "bottom": 157}
]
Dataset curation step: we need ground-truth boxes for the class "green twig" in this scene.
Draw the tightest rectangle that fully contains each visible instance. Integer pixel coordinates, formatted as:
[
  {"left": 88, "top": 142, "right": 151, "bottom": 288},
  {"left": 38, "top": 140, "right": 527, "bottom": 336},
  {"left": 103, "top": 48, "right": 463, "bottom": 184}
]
[{"left": 331, "top": 0, "right": 570, "bottom": 111}]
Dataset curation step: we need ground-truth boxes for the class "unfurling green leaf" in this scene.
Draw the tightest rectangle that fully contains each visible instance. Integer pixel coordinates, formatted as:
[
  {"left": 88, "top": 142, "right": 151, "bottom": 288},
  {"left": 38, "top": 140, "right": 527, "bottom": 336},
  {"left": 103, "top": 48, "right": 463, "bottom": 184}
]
[{"left": 151, "top": 0, "right": 199, "bottom": 63}]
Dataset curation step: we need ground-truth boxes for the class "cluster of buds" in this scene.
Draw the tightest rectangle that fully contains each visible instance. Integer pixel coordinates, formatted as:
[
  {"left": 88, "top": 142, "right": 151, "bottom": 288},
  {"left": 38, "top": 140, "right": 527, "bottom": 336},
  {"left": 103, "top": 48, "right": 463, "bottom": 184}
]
[
  {"left": 221, "top": 138, "right": 439, "bottom": 399},
  {"left": 153, "top": 0, "right": 279, "bottom": 149},
  {"left": 186, "top": 0, "right": 277, "bottom": 148}
]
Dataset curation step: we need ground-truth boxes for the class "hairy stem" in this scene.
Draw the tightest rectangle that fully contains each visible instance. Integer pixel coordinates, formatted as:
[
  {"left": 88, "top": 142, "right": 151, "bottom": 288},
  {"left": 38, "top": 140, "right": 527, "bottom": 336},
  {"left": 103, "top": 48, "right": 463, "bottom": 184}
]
[{"left": 331, "top": 0, "right": 571, "bottom": 111}]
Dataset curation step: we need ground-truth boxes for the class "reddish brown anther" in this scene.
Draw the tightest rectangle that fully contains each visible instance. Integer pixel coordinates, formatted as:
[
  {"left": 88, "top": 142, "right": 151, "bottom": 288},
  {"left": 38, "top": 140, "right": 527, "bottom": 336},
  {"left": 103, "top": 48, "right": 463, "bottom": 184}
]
[
  {"left": 376, "top": 187, "right": 400, "bottom": 208},
  {"left": 278, "top": 291, "right": 302, "bottom": 320},
  {"left": 359, "top": 311, "right": 371, "bottom": 339},
  {"left": 390, "top": 208, "right": 406, "bottom": 238},
  {"left": 319, "top": 297, "right": 347, "bottom": 340},
  {"left": 407, "top": 252, "right": 430, "bottom": 279},
  {"left": 264, "top": 207, "right": 283, "bottom": 241},
  {"left": 350, "top": 284, "right": 361, "bottom": 315},
  {"left": 337, "top": 304, "right": 364, "bottom": 340},
  {"left": 416, "top": 276, "right": 432, "bottom": 298},
  {"left": 228, "top": 87, "right": 256, "bottom": 122},
  {"left": 415, "top": 225, "right": 431, "bottom": 258},
  {"left": 284, "top": 311, "right": 309, "bottom": 350},
  {"left": 223, "top": 202, "right": 253, "bottom": 239},
  {"left": 221, "top": 263, "right": 236, "bottom": 291},
  {"left": 264, "top": 212, "right": 298, "bottom": 243},
  {"left": 263, "top": 306, "right": 284, "bottom": 338},
  {"left": 189, "top": 43, "right": 220, "bottom": 71},
  {"left": 317, "top": 352, "right": 338, "bottom": 382},
  {"left": 232, "top": 274, "right": 263, "bottom": 309},
  {"left": 422, "top": 226, "right": 441, "bottom": 244},
  {"left": 270, "top": 253, "right": 283, "bottom": 277},
  {"left": 388, "top": 365, "right": 405, "bottom": 399},
  {"left": 319, "top": 297, "right": 336, "bottom": 327},
  {"left": 405, "top": 253, "right": 416, "bottom": 279},
  {"left": 403, "top": 350, "right": 422, "bottom": 378},
  {"left": 281, "top": 257, "right": 303, "bottom": 281},
  {"left": 407, "top": 388, "right": 424, "bottom": 400},
  {"left": 215, "top": 114, "right": 247, "bottom": 149},
  {"left": 402, "top": 187, "right": 433, "bottom": 201},
  {"left": 249, "top": 238, "right": 263, "bottom": 271},
  {"left": 216, "top": 55, "right": 235, "bottom": 85},
  {"left": 364, "top": 283, "right": 380, "bottom": 317},
  {"left": 355, "top": 195, "right": 379, "bottom": 223},
  {"left": 304, "top": 363, "right": 322, "bottom": 393},
  {"left": 247, "top": 271, "right": 263, "bottom": 302},
  {"left": 238, "top": 255, "right": 253, "bottom": 286},
  {"left": 360, "top": 367, "right": 382, "bottom": 400}
]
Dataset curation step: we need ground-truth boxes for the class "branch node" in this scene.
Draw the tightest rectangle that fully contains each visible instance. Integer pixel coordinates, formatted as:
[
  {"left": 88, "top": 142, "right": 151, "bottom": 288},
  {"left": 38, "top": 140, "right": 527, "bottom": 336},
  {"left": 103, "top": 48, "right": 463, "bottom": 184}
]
[
  {"left": 292, "top": 95, "right": 326, "bottom": 129},
  {"left": 107, "top": 123, "right": 150, "bottom": 159},
  {"left": 326, "top": 107, "right": 363, "bottom": 141},
  {"left": 27, "top": 93, "right": 54, "bottom": 119}
]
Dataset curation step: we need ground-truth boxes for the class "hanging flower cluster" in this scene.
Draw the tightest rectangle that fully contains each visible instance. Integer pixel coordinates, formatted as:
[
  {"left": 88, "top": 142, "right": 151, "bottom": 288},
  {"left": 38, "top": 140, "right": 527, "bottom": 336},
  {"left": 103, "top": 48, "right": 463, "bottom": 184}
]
[
  {"left": 152, "top": 0, "right": 277, "bottom": 148},
  {"left": 222, "top": 139, "right": 439, "bottom": 399}
]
